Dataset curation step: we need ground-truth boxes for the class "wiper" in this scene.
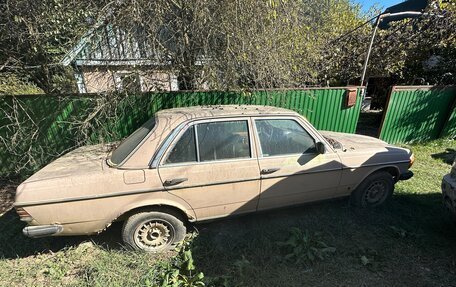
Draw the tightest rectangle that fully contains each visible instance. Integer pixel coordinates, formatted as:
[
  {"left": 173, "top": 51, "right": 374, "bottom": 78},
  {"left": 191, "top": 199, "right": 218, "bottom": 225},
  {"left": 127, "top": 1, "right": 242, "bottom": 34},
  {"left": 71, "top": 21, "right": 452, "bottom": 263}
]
[
  {"left": 324, "top": 136, "right": 344, "bottom": 150},
  {"left": 105, "top": 143, "right": 118, "bottom": 152}
]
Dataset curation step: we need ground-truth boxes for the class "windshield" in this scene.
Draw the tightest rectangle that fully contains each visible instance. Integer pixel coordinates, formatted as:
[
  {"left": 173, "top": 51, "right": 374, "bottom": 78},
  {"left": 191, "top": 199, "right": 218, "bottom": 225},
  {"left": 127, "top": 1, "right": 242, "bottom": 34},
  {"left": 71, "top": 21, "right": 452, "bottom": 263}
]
[{"left": 110, "top": 118, "right": 156, "bottom": 165}]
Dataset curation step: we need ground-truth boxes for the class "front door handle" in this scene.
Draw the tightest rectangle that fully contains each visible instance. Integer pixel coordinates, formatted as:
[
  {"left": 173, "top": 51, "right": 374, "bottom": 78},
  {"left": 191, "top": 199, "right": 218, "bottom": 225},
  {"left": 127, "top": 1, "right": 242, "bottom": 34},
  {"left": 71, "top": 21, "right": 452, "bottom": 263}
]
[
  {"left": 164, "top": 178, "right": 188, "bottom": 186},
  {"left": 261, "top": 168, "right": 281, "bottom": 174}
]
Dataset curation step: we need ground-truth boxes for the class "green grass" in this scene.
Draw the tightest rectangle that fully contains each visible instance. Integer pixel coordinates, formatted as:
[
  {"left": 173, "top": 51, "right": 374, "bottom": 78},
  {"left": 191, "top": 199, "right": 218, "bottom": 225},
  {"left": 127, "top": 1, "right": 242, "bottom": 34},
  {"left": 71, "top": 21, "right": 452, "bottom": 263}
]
[{"left": 1, "top": 139, "right": 456, "bottom": 286}]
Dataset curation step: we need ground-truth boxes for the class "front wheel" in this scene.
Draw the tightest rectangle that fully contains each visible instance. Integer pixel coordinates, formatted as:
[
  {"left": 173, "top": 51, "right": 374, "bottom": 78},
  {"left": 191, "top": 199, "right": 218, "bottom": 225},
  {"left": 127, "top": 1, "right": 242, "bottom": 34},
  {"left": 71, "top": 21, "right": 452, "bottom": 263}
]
[
  {"left": 122, "top": 211, "right": 187, "bottom": 252},
  {"left": 351, "top": 171, "right": 394, "bottom": 207}
]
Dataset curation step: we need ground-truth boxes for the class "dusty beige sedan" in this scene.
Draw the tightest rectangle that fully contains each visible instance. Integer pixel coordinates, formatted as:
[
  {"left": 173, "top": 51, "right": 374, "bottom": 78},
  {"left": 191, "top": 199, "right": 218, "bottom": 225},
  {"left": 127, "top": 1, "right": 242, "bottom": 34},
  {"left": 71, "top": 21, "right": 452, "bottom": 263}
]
[{"left": 15, "top": 105, "right": 414, "bottom": 251}]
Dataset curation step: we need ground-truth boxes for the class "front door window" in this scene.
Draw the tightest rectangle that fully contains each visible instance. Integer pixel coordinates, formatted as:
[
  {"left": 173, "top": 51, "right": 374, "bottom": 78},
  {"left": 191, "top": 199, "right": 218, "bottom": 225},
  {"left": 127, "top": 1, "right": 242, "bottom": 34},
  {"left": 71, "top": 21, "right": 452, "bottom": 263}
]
[{"left": 255, "top": 119, "right": 316, "bottom": 157}]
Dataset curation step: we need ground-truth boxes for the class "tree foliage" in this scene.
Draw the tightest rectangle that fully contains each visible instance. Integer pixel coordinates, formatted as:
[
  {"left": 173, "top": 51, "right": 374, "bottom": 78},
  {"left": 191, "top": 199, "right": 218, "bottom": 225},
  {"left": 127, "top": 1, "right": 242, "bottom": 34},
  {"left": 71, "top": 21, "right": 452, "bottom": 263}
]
[
  {"left": 0, "top": 0, "right": 106, "bottom": 93},
  {"left": 0, "top": 0, "right": 454, "bottom": 93}
]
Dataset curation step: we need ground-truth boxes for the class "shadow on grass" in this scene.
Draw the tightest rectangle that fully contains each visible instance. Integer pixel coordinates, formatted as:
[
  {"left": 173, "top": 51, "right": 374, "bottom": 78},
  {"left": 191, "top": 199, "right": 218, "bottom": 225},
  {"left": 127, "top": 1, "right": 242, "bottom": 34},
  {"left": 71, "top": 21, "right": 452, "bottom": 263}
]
[
  {"left": 0, "top": 211, "right": 125, "bottom": 259},
  {"left": 1, "top": 191, "right": 456, "bottom": 286},
  {"left": 190, "top": 193, "right": 456, "bottom": 286},
  {"left": 431, "top": 148, "right": 456, "bottom": 165}
]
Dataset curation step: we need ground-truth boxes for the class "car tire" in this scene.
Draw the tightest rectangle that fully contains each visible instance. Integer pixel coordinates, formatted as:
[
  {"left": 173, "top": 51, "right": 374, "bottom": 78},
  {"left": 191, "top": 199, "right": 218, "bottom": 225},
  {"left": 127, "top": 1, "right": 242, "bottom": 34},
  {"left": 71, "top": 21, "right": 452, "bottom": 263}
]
[
  {"left": 351, "top": 171, "right": 394, "bottom": 208},
  {"left": 122, "top": 210, "right": 187, "bottom": 252}
]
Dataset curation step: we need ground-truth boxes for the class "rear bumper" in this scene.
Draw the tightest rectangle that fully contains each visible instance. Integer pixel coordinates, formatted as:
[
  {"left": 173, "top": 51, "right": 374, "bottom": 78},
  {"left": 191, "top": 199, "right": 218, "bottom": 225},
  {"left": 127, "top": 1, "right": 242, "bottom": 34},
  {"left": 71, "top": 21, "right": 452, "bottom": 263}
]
[
  {"left": 23, "top": 225, "right": 63, "bottom": 238},
  {"left": 399, "top": 170, "right": 414, "bottom": 181}
]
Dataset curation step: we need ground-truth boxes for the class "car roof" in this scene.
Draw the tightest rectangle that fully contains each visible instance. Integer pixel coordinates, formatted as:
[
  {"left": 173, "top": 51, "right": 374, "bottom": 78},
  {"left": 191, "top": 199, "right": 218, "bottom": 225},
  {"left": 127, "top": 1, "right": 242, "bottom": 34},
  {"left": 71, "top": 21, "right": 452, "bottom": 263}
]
[{"left": 155, "top": 105, "right": 299, "bottom": 121}]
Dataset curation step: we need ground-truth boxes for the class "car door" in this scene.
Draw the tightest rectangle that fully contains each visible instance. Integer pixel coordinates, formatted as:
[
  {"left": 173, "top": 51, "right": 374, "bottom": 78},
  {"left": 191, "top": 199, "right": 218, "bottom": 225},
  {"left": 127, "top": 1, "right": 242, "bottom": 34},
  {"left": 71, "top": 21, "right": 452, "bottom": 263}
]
[
  {"left": 253, "top": 116, "right": 343, "bottom": 210},
  {"left": 157, "top": 117, "right": 261, "bottom": 220}
]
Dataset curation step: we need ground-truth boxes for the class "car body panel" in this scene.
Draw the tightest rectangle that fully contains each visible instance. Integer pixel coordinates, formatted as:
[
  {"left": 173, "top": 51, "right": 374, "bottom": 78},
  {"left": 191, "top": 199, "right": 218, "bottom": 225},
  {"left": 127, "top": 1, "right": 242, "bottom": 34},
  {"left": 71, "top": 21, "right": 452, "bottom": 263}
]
[
  {"left": 14, "top": 105, "right": 414, "bottom": 237},
  {"left": 442, "top": 160, "right": 456, "bottom": 219}
]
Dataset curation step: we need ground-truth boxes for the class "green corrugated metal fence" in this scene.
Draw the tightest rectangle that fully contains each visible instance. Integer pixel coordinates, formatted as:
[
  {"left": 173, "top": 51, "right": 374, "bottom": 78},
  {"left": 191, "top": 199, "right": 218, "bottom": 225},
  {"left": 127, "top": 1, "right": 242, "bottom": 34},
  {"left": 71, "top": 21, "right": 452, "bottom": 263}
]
[
  {"left": 440, "top": 92, "right": 456, "bottom": 138},
  {"left": 0, "top": 88, "right": 362, "bottom": 178},
  {"left": 379, "top": 86, "right": 456, "bottom": 144}
]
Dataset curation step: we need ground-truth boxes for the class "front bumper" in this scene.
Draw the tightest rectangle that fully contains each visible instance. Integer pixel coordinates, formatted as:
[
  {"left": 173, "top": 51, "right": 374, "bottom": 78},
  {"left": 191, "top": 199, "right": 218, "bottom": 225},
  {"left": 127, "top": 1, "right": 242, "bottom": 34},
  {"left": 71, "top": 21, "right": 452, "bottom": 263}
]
[
  {"left": 442, "top": 174, "right": 456, "bottom": 201},
  {"left": 23, "top": 225, "right": 63, "bottom": 238},
  {"left": 399, "top": 170, "right": 414, "bottom": 181}
]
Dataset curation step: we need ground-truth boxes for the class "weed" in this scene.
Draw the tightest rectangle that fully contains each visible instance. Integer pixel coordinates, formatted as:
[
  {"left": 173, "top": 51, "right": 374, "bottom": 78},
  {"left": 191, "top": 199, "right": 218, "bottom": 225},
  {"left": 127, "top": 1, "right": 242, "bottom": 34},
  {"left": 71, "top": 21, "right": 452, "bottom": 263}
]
[
  {"left": 146, "top": 235, "right": 205, "bottom": 287},
  {"left": 277, "top": 228, "right": 336, "bottom": 264}
]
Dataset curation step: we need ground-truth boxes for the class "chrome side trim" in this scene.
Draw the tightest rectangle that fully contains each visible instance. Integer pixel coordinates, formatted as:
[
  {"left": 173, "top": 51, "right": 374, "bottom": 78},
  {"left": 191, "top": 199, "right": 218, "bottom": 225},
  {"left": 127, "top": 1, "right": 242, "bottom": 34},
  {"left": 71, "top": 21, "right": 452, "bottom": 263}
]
[
  {"left": 15, "top": 187, "right": 164, "bottom": 207},
  {"left": 164, "top": 177, "right": 260, "bottom": 191},
  {"left": 260, "top": 167, "right": 342, "bottom": 179},
  {"left": 342, "top": 160, "right": 410, "bottom": 169},
  {"left": 194, "top": 125, "right": 201, "bottom": 162},
  {"left": 159, "top": 157, "right": 257, "bottom": 168},
  {"left": 16, "top": 162, "right": 408, "bottom": 207}
]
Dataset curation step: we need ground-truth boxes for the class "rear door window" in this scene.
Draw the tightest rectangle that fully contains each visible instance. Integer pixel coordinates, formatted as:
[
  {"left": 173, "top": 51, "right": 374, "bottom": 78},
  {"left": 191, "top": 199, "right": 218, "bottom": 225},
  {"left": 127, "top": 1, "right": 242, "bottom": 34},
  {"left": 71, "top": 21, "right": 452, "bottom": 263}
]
[{"left": 164, "top": 120, "right": 251, "bottom": 165}]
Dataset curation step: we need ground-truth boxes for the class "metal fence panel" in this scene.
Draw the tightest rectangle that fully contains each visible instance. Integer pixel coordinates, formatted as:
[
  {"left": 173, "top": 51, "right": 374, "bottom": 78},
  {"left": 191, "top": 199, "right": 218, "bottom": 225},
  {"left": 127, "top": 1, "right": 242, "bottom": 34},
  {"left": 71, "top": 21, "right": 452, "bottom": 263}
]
[
  {"left": 440, "top": 87, "right": 456, "bottom": 138},
  {"left": 379, "top": 86, "right": 456, "bottom": 144},
  {"left": 0, "top": 88, "right": 361, "bottom": 178}
]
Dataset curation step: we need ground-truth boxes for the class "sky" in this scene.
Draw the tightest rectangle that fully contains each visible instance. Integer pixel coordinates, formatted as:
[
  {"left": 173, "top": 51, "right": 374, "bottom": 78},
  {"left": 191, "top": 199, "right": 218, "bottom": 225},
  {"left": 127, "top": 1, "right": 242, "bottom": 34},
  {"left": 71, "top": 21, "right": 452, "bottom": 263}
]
[{"left": 354, "top": 0, "right": 404, "bottom": 13}]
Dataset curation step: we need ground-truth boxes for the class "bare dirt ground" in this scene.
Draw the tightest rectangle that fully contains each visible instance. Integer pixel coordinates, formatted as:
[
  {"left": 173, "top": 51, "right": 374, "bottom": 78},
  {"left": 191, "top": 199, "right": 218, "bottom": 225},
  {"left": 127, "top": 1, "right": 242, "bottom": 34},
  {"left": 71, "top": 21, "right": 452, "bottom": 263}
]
[{"left": 0, "top": 181, "right": 16, "bottom": 216}]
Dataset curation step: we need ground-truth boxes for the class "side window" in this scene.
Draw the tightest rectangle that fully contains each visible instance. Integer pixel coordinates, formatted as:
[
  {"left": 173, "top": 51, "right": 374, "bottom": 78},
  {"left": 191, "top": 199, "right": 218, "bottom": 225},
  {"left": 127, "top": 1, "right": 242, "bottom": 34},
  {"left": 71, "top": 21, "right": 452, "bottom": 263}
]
[
  {"left": 165, "top": 126, "right": 197, "bottom": 164},
  {"left": 197, "top": 121, "right": 251, "bottom": 162},
  {"left": 255, "top": 119, "right": 316, "bottom": 157}
]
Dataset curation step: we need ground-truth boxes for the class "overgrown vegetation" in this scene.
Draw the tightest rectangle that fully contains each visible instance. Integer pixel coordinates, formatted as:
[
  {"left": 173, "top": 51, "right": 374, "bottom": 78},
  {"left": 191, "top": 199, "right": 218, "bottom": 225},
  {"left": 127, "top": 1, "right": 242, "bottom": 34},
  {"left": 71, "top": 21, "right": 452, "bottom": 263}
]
[
  {"left": 0, "top": 139, "right": 455, "bottom": 286},
  {"left": 0, "top": 73, "right": 43, "bottom": 95},
  {"left": 0, "top": 0, "right": 454, "bottom": 94},
  {"left": 277, "top": 228, "right": 336, "bottom": 264}
]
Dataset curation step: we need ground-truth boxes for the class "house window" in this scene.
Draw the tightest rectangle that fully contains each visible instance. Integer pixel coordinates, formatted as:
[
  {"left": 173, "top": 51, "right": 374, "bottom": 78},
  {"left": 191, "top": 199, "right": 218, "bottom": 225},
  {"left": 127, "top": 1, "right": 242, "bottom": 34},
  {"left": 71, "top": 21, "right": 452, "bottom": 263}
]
[{"left": 114, "top": 72, "right": 142, "bottom": 92}]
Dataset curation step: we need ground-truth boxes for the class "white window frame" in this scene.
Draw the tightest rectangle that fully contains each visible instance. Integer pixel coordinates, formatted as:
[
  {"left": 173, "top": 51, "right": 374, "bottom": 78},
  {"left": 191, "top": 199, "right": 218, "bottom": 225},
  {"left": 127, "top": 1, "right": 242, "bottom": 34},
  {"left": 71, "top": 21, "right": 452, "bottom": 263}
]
[{"left": 113, "top": 71, "right": 143, "bottom": 92}]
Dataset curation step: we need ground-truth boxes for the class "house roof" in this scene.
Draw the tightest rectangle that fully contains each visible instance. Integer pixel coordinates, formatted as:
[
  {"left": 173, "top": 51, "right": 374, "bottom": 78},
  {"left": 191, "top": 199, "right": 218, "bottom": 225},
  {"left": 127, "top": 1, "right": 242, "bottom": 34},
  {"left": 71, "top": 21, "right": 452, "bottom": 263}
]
[{"left": 61, "top": 20, "right": 167, "bottom": 67}]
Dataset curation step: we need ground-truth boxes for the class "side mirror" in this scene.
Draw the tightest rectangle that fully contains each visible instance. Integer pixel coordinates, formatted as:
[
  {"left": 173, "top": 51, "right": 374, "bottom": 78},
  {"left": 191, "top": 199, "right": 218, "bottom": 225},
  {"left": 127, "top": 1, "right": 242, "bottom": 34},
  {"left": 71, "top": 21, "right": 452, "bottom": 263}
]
[{"left": 316, "top": 142, "right": 325, "bottom": 154}]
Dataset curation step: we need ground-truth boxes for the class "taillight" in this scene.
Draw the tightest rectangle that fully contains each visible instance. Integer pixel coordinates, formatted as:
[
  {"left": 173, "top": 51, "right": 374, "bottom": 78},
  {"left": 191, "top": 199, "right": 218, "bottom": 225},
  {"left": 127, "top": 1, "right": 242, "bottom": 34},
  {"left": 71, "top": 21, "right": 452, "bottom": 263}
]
[{"left": 15, "top": 207, "right": 33, "bottom": 222}]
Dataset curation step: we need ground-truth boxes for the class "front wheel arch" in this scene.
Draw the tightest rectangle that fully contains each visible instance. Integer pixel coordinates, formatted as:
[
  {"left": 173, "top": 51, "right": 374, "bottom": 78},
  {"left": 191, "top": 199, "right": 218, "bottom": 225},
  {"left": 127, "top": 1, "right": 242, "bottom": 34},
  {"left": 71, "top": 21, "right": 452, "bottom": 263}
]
[
  {"left": 352, "top": 165, "right": 400, "bottom": 191},
  {"left": 350, "top": 170, "right": 395, "bottom": 207}
]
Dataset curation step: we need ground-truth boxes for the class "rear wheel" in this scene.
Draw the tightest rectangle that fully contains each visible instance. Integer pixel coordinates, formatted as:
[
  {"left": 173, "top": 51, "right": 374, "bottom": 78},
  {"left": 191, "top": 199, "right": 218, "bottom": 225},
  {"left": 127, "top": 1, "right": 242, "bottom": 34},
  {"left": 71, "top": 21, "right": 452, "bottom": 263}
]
[
  {"left": 122, "top": 211, "right": 186, "bottom": 252},
  {"left": 351, "top": 171, "right": 394, "bottom": 207}
]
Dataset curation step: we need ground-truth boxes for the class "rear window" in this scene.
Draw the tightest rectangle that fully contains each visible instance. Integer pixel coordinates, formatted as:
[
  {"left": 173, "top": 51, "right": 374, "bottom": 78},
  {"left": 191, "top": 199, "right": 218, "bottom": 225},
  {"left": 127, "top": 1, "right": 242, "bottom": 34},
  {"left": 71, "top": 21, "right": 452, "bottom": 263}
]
[{"left": 110, "top": 118, "right": 156, "bottom": 165}]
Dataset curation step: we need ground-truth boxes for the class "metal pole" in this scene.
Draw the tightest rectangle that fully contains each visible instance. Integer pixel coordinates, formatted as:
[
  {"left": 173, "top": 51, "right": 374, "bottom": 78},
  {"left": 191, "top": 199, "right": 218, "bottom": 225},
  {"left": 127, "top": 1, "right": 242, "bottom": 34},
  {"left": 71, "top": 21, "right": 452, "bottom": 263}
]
[{"left": 360, "top": 15, "right": 382, "bottom": 100}]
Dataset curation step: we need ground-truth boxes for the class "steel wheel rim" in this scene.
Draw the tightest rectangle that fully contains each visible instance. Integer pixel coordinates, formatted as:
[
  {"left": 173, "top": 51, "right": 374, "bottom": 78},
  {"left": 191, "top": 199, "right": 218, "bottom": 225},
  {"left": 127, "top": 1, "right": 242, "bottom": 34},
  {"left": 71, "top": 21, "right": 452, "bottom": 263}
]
[
  {"left": 133, "top": 219, "right": 175, "bottom": 251},
  {"left": 364, "top": 180, "right": 387, "bottom": 206}
]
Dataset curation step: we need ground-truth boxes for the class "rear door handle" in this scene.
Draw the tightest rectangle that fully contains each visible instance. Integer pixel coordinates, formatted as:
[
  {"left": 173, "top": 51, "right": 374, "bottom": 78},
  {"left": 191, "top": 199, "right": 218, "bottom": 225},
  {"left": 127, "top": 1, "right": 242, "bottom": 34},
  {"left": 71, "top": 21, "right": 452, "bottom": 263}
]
[
  {"left": 164, "top": 178, "right": 188, "bottom": 186},
  {"left": 261, "top": 168, "right": 281, "bottom": 174}
]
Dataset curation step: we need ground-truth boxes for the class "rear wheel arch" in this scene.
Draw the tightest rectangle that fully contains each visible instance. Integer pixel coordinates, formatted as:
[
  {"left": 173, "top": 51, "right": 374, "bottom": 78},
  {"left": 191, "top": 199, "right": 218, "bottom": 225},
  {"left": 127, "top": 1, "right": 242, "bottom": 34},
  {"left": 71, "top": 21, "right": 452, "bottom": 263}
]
[
  {"left": 117, "top": 204, "right": 192, "bottom": 224},
  {"left": 121, "top": 209, "right": 187, "bottom": 252}
]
